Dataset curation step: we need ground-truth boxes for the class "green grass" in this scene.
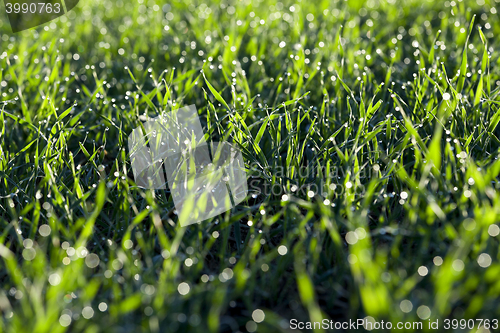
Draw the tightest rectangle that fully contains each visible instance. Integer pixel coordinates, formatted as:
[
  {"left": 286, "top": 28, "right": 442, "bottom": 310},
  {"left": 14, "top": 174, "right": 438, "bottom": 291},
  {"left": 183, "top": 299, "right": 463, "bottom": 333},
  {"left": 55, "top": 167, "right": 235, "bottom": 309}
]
[{"left": 1, "top": 0, "right": 500, "bottom": 332}]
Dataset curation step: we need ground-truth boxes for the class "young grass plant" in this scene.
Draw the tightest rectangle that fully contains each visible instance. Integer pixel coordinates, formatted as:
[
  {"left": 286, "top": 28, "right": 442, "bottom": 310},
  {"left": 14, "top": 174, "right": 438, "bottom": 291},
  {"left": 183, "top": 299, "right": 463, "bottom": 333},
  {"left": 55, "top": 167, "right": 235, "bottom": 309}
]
[{"left": 1, "top": 0, "right": 500, "bottom": 332}]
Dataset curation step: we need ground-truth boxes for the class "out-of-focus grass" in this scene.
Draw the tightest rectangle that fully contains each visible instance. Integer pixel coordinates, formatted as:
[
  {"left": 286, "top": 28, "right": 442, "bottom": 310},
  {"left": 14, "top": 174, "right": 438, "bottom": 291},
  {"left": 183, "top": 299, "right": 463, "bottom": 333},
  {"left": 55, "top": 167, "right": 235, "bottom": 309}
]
[{"left": 1, "top": 0, "right": 500, "bottom": 332}]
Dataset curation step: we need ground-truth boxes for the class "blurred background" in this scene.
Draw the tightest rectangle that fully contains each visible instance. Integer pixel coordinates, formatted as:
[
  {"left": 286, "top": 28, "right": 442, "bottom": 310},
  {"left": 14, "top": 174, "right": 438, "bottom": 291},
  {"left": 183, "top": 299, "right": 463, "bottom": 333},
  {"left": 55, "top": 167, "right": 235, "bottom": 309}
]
[{"left": 1, "top": 0, "right": 500, "bottom": 332}]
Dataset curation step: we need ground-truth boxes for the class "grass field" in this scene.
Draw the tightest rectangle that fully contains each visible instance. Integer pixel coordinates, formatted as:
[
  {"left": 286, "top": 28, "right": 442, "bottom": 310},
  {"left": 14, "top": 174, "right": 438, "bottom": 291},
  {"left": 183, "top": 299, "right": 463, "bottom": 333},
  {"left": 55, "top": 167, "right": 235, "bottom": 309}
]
[{"left": 1, "top": 0, "right": 500, "bottom": 332}]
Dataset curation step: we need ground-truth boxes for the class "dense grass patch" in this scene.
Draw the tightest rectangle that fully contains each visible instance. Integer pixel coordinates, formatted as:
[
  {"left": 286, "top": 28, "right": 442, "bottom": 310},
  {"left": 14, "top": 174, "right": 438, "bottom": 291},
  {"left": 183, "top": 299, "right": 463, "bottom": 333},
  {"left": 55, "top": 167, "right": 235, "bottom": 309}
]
[{"left": 1, "top": 0, "right": 500, "bottom": 331}]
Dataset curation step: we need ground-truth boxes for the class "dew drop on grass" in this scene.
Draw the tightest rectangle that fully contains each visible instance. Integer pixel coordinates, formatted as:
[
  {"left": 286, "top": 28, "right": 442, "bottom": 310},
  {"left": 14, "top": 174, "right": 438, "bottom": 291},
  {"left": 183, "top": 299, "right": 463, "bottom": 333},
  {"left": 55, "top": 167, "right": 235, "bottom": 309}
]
[
  {"left": 85, "top": 254, "right": 100, "bottom": 268},
  {"left": 355, "top": 228, "right": 367, "bottom": 239},
  {"left": 23, "top": 239, "right": 33, "bottom": 248},
  {"left": 178, "top": 282, "right": 190, "bottom": 295},
  {"left": 488, "top": 224, "right": 500, "bottom": 237},
  {"left": 22, "top": 248, "right": 36, "bottom": 261},
  {"left": 98, "top": 303, "right": 108, "bottom": 312},
  {"left": 400, "top": 300, "right": 413, "bottom": 313},
  {"left": 417, "top": 266, "right": 428, "bottom": 276},
  {"left": 48, "top": 273, "right": 61, "bottom": 286},
  {"left": 347, "top": 254, "right": 357, "bottom": 264},
  {"left": 252, "top": 309, "right": 265, "bottom": 323},
  {"left": 39, "top": 224, "right": 51, "bottom": 237},
  {"left": 59, "top": 314, "right": 71, "bottom": 327},
  {"left": 477, "top": 253, "right": 492, "bottom": 268},
  {"left": 82, "top": 306, "right": 94, "bottom": 319},
  {"left": 345, "top": 231, "right": 358, "bottom": 244},
  {"left": 452, "top": 259, "right": 464, "bottom": 271}
]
